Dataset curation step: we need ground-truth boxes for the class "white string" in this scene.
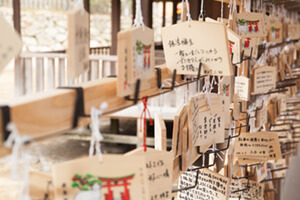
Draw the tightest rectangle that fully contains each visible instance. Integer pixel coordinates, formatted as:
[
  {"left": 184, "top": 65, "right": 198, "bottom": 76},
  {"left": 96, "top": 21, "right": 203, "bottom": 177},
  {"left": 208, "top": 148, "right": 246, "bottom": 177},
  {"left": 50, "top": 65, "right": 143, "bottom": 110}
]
[
  {"left": 19, "top": 150, "right": 31, "bottom": 200},
  {"left": 182, "top": 0, "right": 192, "bottom": 22},
  {"left": 217, "top": 76, "right": 221, "bottom": 95},
  {"left": 271, "top": 3, "right": 275, "bottom": 18},
  {"left": 89, "top": 102, "right": 108, "bottom": 162},
  {"left": 198, "top": 0, "right": 205, "bottom": 20},
  {"left": 242, "top": 62, "right": 245, "bottom": 76},
  {"left": 233, "top": 0, "right": 237, "bottom": 13},
  {"left": 210, "top": 76, "right": 216, "bottom": 93},
  {"left": 4, "top": 123, "right": 50, "bottom": 200},
  {"left": 74, "top": 0, "right": 85, "bottom": 14},
  {"left": 250, "top": 109, "right": 256, "bottom": 134},
  {"left": 74, "top": 0, "right": 84, "bottom": 8},
  {"left": 228, "top": 0, "right": 233, "bottom": 20},
  {"left": 221, "top": 0, "right": 224, "bottom": 23},
  {"left": 133, "top": 0, "right": 145, "bottom": 29},
  {"left": 262, "top": 2, "right": 266, "bottom": 16},
  {"left": 203, "top": 76, "right": 212, "bottom": 110},
  {"left": 5, "top": 123, "right": 32, "bottom": 180},
  {"left": 245, "top": 0, "right": 251, "bottom": 13}
]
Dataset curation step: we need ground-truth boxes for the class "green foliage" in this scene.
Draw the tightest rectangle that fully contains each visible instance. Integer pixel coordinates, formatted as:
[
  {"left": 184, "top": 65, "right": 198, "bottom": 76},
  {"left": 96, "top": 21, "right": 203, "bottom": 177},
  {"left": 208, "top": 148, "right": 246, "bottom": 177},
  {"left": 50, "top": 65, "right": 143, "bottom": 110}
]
[
  {"left": 237, "top": 19, "right": 247, "bottom": 26},
  {"left": 82, "top": 184, "right": 91, "bottom": 191},
  {"left": 75, "top": 174, "right": 82, "bottom": 178},
  {"left": 72, "top": 182, "right": 80, "bottom": 188},
  {"left": 136, "top": 40, "right": 143, "bottom": 55},
  {"left": 88, "top": 179, "right": 103, "bottom": 185},
  {"left": 85, "top": 174, "right": 96, "bottom": 178}
]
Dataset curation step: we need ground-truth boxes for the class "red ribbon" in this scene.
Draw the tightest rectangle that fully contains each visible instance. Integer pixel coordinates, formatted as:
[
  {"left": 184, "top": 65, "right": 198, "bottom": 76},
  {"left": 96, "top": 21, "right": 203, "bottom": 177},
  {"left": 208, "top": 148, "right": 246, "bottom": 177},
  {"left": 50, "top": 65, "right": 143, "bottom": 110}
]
[{"left": 140, "top": 96, "right": 153, "bottom": 152}]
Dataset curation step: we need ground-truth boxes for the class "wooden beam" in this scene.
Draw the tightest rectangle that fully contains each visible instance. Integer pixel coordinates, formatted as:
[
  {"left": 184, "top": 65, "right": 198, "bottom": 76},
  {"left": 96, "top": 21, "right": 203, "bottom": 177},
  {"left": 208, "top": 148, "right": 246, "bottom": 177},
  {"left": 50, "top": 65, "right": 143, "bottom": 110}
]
[
  {"left": 111, "top": 0, "right": 121, "bottom": 55},
  {"left": 0, "top": 67, "right": 185, "bottom": 140},
  {"left": 13, "top": 0, "right": 21, "bottom": 34},
  {"left": 141, "top": 0, "right": 153, "bottom": 28}
]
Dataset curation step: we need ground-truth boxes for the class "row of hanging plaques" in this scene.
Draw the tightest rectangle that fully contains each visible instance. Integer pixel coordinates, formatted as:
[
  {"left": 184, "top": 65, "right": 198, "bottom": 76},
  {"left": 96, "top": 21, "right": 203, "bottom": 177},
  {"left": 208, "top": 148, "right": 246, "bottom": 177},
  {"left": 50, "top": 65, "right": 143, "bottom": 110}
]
[
  {"left": 54, "top": 1, "right": 300, "bottom": 199},
  {"left": 1, "top": 0, "right": 300, "bottom": 200}
]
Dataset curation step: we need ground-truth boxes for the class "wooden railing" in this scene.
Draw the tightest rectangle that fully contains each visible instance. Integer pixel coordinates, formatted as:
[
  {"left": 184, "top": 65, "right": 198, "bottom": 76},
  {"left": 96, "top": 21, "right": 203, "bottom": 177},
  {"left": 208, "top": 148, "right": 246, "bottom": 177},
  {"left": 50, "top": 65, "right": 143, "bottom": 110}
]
[
  {"left": 17, "top": 52, "right": 118, "bottom": 96},
  {"left": 15, "top": 46, "right": 165, "bottom": 97},
  {"left": 46, "top": 46, "right": 111, "bottom": 55}
]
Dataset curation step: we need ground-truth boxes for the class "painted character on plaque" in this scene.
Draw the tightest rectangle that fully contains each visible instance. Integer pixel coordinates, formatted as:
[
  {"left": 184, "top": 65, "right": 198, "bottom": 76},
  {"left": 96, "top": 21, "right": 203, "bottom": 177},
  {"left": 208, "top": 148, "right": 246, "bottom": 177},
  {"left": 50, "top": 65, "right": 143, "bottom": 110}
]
[
  {"left": 237, "top": 19, "right": 248, "bottom": 35},
  {"left": 75, "top": 183, "right": 102, "bottom": 200}
]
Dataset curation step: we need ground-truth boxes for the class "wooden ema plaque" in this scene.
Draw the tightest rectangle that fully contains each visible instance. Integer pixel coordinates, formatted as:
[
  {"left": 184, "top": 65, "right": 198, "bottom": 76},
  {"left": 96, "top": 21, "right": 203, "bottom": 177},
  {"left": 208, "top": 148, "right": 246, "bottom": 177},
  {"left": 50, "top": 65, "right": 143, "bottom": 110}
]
[
  {"left": 125, "top": 148, "right": 173, "bottom": 200},
  {"left": 268, "top": 22, "right": 283, "bottom": 43},
  {"left": 233, "top": 12, "right": 267, "bottom": 37},
  {"left": 205, "top": 17, "right": 242, "bottom": 67},
  {"left": 234, "top": 76, "right": 250, "bottom": 101},
  {"left": 252, "top": 65, "right": 277, "bottom": 94},
  {"left": 52, "top": 155, "right": 148, "bottom": 200},
  {"left": 235, "top": 132, "right": 282, "bottom": 164},
  {"left": 67, "top": 8, "right": 90, "bottom": 78},
  {"left": 288, "top": 24, "right": 300, "bottom": 40},
  {"left": 0, "top": 14, "right": 22, "bottom": 74},
  {"left": 117, "top": 26, "right": 155, "bottom": 97},
  {"left": 154, "top": 114, "right": 167, "bottom": 151},
  {"left": 242, "top": 37, "right": 262, "bottom": 58},
  {"left": 188, "top": 93, "right": 226, "bottom": 147},
  {"left": 219, "top": 75, "right": 235, "bottom": 103},
  {"left": 162, "top": 21, "right": 232, "bottom": 76},
  {"left": 178, "top": 169, "right": 230, "bottom": 200},
  {"left": 229, "top": 179, "right": 264, "bottom": 199}
]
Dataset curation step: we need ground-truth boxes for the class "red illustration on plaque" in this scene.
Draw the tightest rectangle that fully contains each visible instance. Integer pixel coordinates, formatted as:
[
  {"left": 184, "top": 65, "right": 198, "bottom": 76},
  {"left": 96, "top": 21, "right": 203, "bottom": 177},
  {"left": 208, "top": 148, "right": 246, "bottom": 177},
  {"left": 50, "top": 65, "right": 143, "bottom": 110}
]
[
  {"left": 135, "top": 40, "right": 152, "bottom": 78},
  {"left": 243, "top": 37, "right": 251, "bottom": 48},
  {"left": 237, "top": 19, "right": 260, "bottom": 35},
  {"left": 271, "top": 27, "right": 281, "bottom": 39},
  {"left": 228, "top": 40, "right": 235, "bottom": 55},
  {"left": 223, "top": 84, "right": 230, "bottom": 97},
  {"left": 72, "top": 173, "right": 135, "bottom": 200}
]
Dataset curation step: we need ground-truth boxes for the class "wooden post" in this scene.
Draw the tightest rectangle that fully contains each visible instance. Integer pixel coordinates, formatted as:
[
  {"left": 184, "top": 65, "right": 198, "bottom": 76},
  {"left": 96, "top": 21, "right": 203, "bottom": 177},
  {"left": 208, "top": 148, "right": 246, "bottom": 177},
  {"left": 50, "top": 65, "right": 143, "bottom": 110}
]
[
  {"left": 83, "top": 0, "right": 89, "bottom": 12},
  {"left": 83, "top": 0, "right": 90, "bottom": 77},
  {"left": 162, "top": 0, "right": 166, "bottom": 27},
  {"left": 111, "top": 0, "right": 121, "bottom": 55},
  {"left": 190, "top": 0, "right": 200, "bottom": 20},
  {"left": 172, "top": 0, "right": 178, "bottom": 24},
  {"left": 132, "top": 0, "right": 136, "bottom": 24},
  {"left": 141, "top": 0, "right": 152, "bottom": 28},
  {"left": 13, "top": 0, "right": 21, "bottom": 34},
  {"left": 204, "top": 0, "right": 221, "bottom": 20}
]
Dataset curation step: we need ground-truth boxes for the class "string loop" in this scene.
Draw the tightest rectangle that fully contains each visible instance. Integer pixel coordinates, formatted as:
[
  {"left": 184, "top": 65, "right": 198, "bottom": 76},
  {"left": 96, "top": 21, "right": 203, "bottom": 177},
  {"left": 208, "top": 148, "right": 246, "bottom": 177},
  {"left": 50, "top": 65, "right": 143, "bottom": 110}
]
[
  {"left": 89, "top": 102, "right": 108, "bottom": 162},
  {"left": 133, "top": 0, "right": 145, "bottom": 29},
  {"left": 198, "top": 0, "right": 205, "bottom": 20}
]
